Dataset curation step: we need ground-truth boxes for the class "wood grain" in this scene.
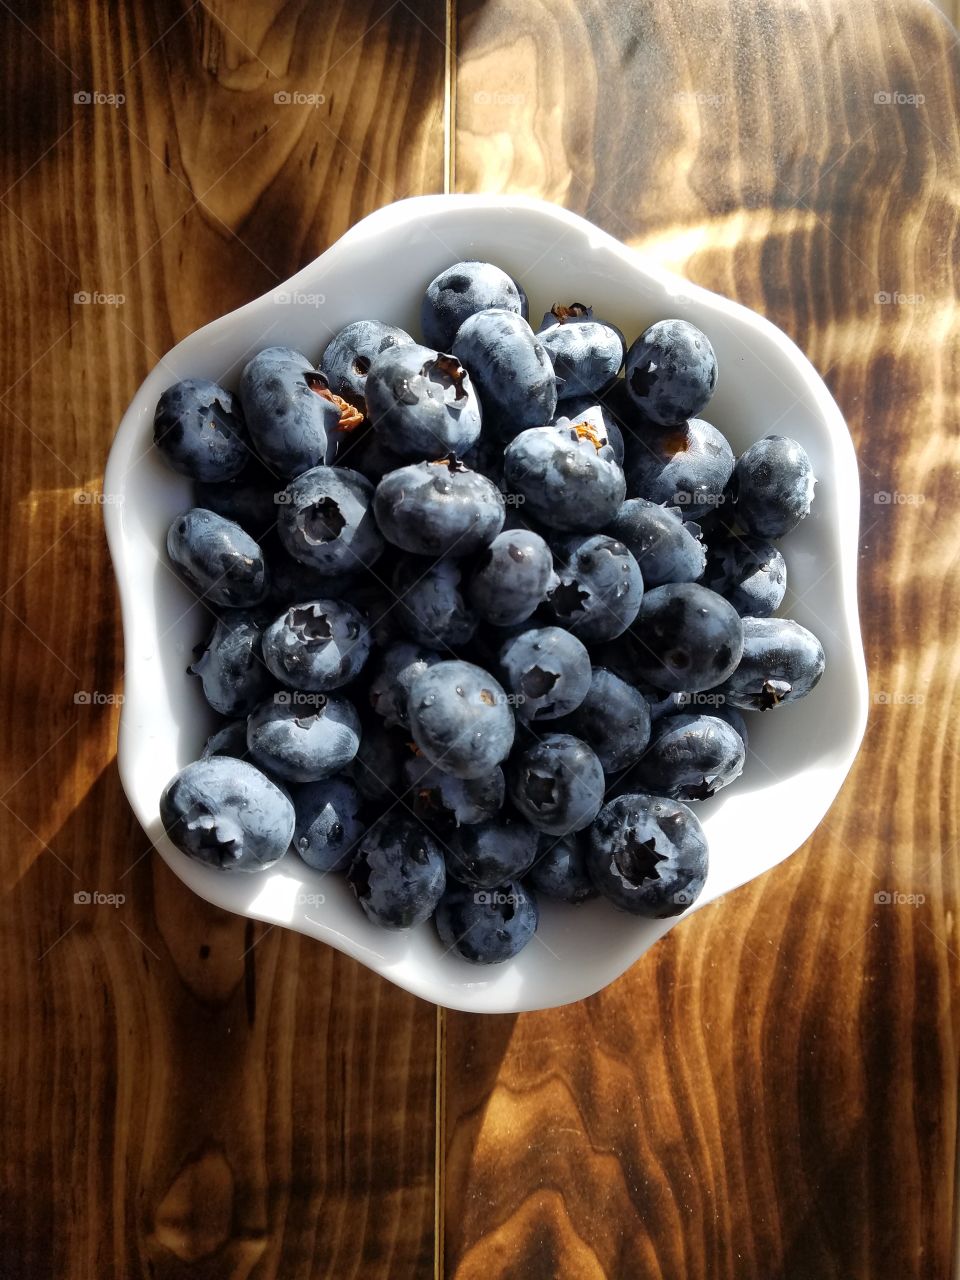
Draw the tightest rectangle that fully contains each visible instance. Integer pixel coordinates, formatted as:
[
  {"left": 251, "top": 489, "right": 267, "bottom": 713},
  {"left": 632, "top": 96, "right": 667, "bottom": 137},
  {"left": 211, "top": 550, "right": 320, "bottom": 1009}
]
[
  {"left": 447, "top": 1, "right": 960, "bottom": 1277},
  {"left": 0, "top": 1, "right": 444, "bottom": 1277}
]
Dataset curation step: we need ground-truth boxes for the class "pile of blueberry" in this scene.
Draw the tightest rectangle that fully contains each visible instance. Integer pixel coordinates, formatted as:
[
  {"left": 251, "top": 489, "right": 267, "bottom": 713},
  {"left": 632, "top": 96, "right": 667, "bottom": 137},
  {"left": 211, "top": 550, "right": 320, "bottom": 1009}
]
[{"left": 155, "top": 259, "right": 824, "bottom": 965}]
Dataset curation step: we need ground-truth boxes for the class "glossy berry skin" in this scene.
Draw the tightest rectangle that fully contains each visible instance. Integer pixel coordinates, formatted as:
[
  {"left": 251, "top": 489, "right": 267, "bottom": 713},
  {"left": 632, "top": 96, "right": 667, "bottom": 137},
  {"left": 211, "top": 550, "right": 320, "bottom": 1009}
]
[
  {"left": 538, "top": 320, "right": 624, "bottom": 400},
  {"left": 262, "top": 599, "right": 371, "bottom": 692},
  {"left": 392, "top": 558, "right": 477, "bottom": 648},
  {"left": 526, "top": 833, "right": 597, "bottom": 904},
  {"left": 277, "top": 465, "right": 383, "bottom": 575},
  {"left": 189, "top": 611, "right": 271, "bottom": 716},
  {"left": 160, "top": 757, "right": 294, "bottom": 872},
  {"left": 319, "top": 319, "right": 413, "bottom": 410},
  {"left": 365, "top": 343, "right": 482, "bottom": 460},
  {"left": 291, "top": 776, "right": 364, "bottom": 872},
  {"left": 499, "top": 626, "right": 591, "bottom": 721},
  {"left": 509, "top": 733, "right": 605, "bottom": 835},
  {"left": 348, "top": 815, "right": 446, "bottom": 930},
  {"left": 503, "top": 423, "right": 626, "bottom": 533},
  {"left": 369, "top": 642, "right": 444, "bottom": 729},
  {"left": 374, "top": 460, "right": 505, "bottom": 558},
  {"left": 630, "top": 582, "right": 744, "bottom": 693},
  {"left": 201, "top": 719, "right": 251, "bottom": 760},
  {"left": 625, "top": 319, "right": 718, "bottom": 426},
  {"left": 553, "top": 400, "right": 624, "bottom": 464},
  {"left": 715, "top": 702, "right": 750, "bottom": 750},
  {"left": 587, "top": 793, "right": 708, "bottom": 917},
  {"left": 421, "top": 261, "right": 527, "bottom": 352},
  {"left": 625, "top": 418, "right": 734, "bottom": 519},
  {"left": 704, "top": 534, "right": 787, "bottom": 617},
  {"left": 452, "top": 309, "right": 557, "bottom": 440},
  {"left": 446, "top": 816, "right": 539, "bottom": 888},
  {"left": 467, "top": 529, "right": 556, "bottom": 627},
  {"left": 239, "top": 346, "right": 340, "bottom": 476},
  {"left": 607, "top": 498, "right": 706, "bottom": 587},
  {"left": 434, "top": 880, "right": 538, "bottom": 965},
  {"left": 558, "top": 667, "right": 651, "bottom": 773},
  {"left": 154, "top": 378, "right": 250, "bottom": 482},
  {"left": 732, "top": 436, "right": 816, "bottom": 537},
  {"left": 714, "top": 616, "right": 825, "bottom": 710},
  {"left": 167, "top": 508, "right": 268, "bottom": 607},
  {"left": 630, "top": 713, "right": 745, "bottom": 801},
  {"left": 403, "top": 755, "right": 505, "bottom": 827},
  {"left": 547, "top": 533, "right": 643, "bottom": 642},
  {"left": 407, "top": 660, "right": 515, "bottom": 780},
  {"left": 246, "top": 694, "right": 361, "bottom": 782}
]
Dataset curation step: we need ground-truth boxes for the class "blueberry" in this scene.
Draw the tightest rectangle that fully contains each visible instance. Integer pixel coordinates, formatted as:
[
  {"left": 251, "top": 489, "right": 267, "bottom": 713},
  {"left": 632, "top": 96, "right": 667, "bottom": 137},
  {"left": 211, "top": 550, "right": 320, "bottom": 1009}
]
[
  {"left": 452, "top": 309, "right": 557, "bottom": 440},
  {"left": 167, "top": 508, "right": 268, "bottom": 607},
  {"left": 319, "top": 319, "right": 414, "bottom": 410},
  {"left": 625, "top": 319, "right": 718, "bottom": 426},
  {"left": 558, "top": 667, "right": 651, "bottom": 772},
  {"left": 160, "top": 757, "right": 294, "bottom": 872},
  {"left": 265, "top": 538, "right": 358, "bottom": 611},
  {"left": 467, "top": 529, "right": 556, "bottom": 627},
  {"left": 503, "top": 422, "right": 625, "bottom": 532},
  {"left": 446, "top": 816, "right": 539, "bottom": 888},
  {"left": 434, "top": 880, "right": 538, "bottom": 964},
  {"left": 509, "top": 733, "right": 605, "bottom": 835},
  {"left": 262, "top": 599, "right": 371, "bottom": 691},
  {"left": 348, "top": 718, "right": 408, "bottom": 802},
  {"left": 392, "top": 558, "right": 478, "bottom": 648},
  {"left": 154, "top": 378, "right": 251, "bottom": 482},
  {"left": 714, "top": 616, "right": 825, "bottom": 710},
  {"left": 704, "top": 533, "right": 787, "bottom": 616},
  {"left": 194, "top": 464, "right": 278, "bottom": 539},
  {"left": 374, "top": 459, "right": 505, "bottom": 558},
  {"left": 291, "top": 776, "right": 364, "bottom": 872},
  {"left": 407, "top": 659, "right": 515, "bottom": 779},
  {"left": 731, "top": 436, "right": 815, "bottom": 537},
  {"left": 715, "top": 702, "right": 750, "bottom": 749},
  {"left": 547, "top": 533, "right": 643, "bottom": 642},
  {"left": 525, "top": 833, "right": 596, "bottom": 904},
  {"left": 239, "top": 347, "right": 342, "bottom": 477},
  {"left": 629, "top": 583, "right": 744, "bottom": 692},
  {"left": 189, "top": 611, "right": 271, "bottom": 715},
  {"left": 607, "top": 498, "right": 706, "bottom": 587},
  {"left": 624, "top": 418, "right": 734, "bottom": 518},
  {"left": 277, "top": 465, "right": 383, "bottom": 575},
  {"left": 365, "top": 343, "right": 482, "bottom": 459},
  {"left": 369, "top": 642, "right": 444, "bottom": 729},
  {"left": 553, "top": 400, "right": 625, "bottom": 464},
  {"left": 247, "top": 694, "right": 361, "bottom": 782},
  {"left": 346, "top": 428, "right": 410, "bottom": 484},
  {"left": 403, "top": 754, "right": 505, "bottom": 827},
  {"left": 201, "top": 719, "right": 251, "bottom": 760},
  {"left": 539, "top": 320, "right": 624, "bottom": 400},
  {"left": 626, "top": 713, "right": 745, "bottom": 801},
  {"left": 422, "top": 261, "right": 527, "bottom": 352},
  {"left": 498, "top": 626, "right": 591, "bottom": 721},
  {"left": 587, "top": 793, "right": 708, "bottom": 916},
  {"left": 348, "top": 815, "right": 446, "bottom": 929}
]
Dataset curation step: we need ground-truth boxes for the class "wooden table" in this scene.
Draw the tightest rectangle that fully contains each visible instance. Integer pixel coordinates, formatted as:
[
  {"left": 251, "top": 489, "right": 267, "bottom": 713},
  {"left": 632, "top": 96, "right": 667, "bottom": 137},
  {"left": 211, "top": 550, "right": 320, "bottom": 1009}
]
[{"left": 2, "top": 1, "right": 958, "bottom": 1276}]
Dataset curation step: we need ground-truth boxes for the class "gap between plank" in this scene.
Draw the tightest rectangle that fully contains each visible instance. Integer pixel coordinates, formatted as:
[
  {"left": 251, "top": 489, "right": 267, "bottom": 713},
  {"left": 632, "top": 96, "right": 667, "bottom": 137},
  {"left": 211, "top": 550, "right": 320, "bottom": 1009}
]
[{"left": 434, "top": 1003, "right": 447, "bottom": 1280}]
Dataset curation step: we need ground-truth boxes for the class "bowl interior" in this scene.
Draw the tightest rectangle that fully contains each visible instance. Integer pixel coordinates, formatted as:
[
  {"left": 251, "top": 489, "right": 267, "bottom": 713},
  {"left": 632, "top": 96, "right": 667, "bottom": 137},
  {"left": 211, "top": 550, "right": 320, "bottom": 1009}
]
[{"left": 104, "top": 195, "right": 867, "bottom": 1012}]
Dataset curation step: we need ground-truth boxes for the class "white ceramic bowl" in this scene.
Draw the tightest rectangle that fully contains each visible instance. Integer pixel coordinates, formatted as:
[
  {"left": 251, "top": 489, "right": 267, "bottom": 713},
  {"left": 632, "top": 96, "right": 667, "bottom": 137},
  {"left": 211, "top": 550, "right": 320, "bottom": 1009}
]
[{"left": 104, "top": 194, "right": 867, "bottom": 1013}]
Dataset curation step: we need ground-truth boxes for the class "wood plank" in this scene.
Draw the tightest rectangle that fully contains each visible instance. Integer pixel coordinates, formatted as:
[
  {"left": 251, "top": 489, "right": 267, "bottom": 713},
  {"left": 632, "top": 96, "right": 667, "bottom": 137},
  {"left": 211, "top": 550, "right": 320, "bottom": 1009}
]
[
  {"left": 0, "top": 1, "right": 444, "bottom": 1276},
  {"left": 446, "top": 1, "right": 960, "bottom": 1276}
]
